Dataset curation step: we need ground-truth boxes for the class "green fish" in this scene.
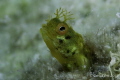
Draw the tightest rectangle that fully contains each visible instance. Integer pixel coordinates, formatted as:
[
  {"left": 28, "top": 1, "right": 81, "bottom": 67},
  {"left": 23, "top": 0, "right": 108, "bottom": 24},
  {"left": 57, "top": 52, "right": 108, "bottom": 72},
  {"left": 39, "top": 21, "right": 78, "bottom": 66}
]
[{"left": 40, "top": 8, "right": 94, "bottom": 71}]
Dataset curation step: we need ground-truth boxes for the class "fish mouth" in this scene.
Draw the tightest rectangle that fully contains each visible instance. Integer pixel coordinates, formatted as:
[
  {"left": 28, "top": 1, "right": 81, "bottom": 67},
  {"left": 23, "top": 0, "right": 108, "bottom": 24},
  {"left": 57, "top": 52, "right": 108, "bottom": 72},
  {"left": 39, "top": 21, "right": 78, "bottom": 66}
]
[
  {"left": 40, "top": 27, "right": 53, "bottom": 41},
  {"left": 40, "top": 28, "right": 51, "bottom": 42},
  {"left": 40, "top": 27, "right": 56, "bottom": 49}
]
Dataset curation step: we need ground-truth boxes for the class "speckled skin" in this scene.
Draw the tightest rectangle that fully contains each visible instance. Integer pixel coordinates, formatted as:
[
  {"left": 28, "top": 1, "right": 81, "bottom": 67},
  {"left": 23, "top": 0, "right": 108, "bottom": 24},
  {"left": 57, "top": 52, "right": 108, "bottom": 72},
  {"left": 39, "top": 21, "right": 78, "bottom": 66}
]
[{"left": 40, "top": 9, "right": 94, "bottom": 71}]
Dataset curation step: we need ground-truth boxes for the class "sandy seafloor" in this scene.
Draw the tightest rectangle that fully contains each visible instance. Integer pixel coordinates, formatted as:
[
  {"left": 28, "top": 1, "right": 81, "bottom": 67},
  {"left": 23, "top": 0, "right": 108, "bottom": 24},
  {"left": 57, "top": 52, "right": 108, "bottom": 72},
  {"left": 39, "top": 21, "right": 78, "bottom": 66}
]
[{"left": 0, "top": 0, "right": 120, "bottom": 80}]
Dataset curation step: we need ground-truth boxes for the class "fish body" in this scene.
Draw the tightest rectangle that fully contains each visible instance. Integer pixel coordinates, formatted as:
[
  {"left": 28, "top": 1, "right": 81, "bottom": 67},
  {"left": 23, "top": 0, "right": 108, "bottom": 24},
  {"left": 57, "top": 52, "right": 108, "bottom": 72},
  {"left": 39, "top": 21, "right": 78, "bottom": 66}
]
[{"left": 40, "top": 8, "right": 93, "bottom": 71}]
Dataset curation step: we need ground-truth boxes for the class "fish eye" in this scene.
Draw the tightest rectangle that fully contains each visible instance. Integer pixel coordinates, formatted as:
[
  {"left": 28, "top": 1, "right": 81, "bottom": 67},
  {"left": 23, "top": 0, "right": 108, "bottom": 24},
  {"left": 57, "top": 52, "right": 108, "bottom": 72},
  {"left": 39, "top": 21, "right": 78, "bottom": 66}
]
[
  {"left": 59, "top": 26, "right": 65, "bottom": 31},
  {"left": 56, "top": 23, "right": 68, "bottom": 35}
]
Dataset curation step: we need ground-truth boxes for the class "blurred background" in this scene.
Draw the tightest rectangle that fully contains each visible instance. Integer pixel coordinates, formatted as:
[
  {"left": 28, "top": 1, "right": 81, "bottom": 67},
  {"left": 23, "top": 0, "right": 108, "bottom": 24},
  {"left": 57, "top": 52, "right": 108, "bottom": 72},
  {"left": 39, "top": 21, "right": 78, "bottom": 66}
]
[{"left": 0, "top": 0, "right": 120, "bottom": 80}]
